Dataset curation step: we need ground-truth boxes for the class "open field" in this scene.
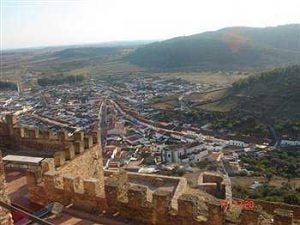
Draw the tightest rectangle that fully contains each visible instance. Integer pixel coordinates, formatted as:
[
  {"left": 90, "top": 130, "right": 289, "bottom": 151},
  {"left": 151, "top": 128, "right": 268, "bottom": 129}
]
[
  {"left": 231, "top": 176, "right": 300, "bottom": 189},
  {"left": 1, "top": 46, "right": 254, "bottom": 91},
  {"left": 0, "top": 47, "right": 145, "bottom": 82},
  {"left": 195, "top": 101, "right": 236, "bottom": 112},
  {"left": 148, "top": 94, "right": 180, "bottom": 110},
  {"left": 184, "top": 88, "right": 228, "bottom": 103},
  {"left": 182, "top": 89, "right": 235, "bottom": 112}
]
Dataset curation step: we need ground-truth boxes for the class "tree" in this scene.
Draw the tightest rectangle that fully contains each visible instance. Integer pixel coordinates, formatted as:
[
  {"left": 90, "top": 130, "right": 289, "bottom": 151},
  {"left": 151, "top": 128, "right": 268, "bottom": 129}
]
[
  {"left": 284, "top": 194, "right": 300, "bottom": 205},
  {"left": 265, "top": 172, "right": 273, "bottom": 183}
]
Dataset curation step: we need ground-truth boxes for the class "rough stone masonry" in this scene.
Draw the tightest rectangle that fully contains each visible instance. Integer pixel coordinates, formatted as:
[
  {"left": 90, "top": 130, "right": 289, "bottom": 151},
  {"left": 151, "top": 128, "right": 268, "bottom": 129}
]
[{"left": 0, "top": 151, "right": 13, "bottom": 225}]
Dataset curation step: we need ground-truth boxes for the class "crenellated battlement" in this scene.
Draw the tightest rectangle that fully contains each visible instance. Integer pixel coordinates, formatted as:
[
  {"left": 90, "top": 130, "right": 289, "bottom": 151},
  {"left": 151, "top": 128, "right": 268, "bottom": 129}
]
[
  {"left": 25, "top": 134, "right": 106, "bottom": 212},
  {"left": 41, "top": 171, "right": 103, "bottom": 198},
  {"left": 1, "top": 115, "right": 297, "bottom": 225},
  {"left": 24, "top": 156, "right": 298, "bottom": 225},
  {"left": 102, "top": 170, "right": 224, "bottom": 225},
  {"left": 27, "top": 161, "right": 222, "bottom": 225},
  {"left": 0, "top": 115, "right": 100, "bottom": 158}
]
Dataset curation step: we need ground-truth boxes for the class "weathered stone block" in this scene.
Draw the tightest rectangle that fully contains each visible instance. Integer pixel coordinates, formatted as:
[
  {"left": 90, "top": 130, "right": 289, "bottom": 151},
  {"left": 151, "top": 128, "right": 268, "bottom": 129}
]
[
  {"left": 74, "top": 141, "right": 84, "bottom": 154},
  {"left": 91, "top": 130, "right": 100, "bottom": 144},
  {"left": 43, "top": 171, "right": 59, "bottom": 189},
  {"left": 207, "top": 202, "right": 223, "bottom": 225},
  {"left": 41, "top": 158, "right": 55, "bottom": 172},
  {"left": 128, "top": 185, "right": 147, "bottom": 208},
  {"left": 73, "top": 131, "right": 84, "bottom": 141},
  {"left": 63, "top": 175, "right": 80, "bottom": 193},
  {"left": 58, "top": 131, "right": 68, "bottom": 141},
  {"left": 177, "top": 194, "right": 197, "bottom": 218},
  {"left": 153, "top": 189, "right": 171, "bottom": 213},
  {"left": 84, "top": 178, "right": 103, "bottom": 197},
  {"left": 84, "top": 136, "right": 93, "bottom": 149},
  {"left": 105, "top": 182, "right": 119, "bottom": 203},
  {"left": 64, "top": 144, "right": 75, "bottom": 160},
  {"left": 54, "top": 151, "right": 65, "bottom": 167},
  {"left": 239, "top": 209, "right": 259, "bottom": 225}
]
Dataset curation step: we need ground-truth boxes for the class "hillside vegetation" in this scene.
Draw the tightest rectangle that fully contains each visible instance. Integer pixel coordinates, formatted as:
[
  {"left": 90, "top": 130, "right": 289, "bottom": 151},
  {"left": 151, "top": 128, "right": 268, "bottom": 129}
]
[
  {"left": 51, "top": 47, "right": 121, "bottom": 60},
  {"left": 127, "top": 24, "right": 300, "bottom": 70},
  {"left": 227, "top": 65, "right": 300, "bottom": 119},
  {"left": 1, "top": 46, "right": 144, "bottom": 81},
  {"left": 205, "top": 65, "right": 300, "bottom": 138}
]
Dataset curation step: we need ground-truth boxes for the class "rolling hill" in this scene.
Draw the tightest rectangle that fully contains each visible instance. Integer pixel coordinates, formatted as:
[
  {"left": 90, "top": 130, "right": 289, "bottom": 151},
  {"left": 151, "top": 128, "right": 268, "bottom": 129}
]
[
  {"left": 127, "top": 24, "right": 300, "bottom": 71},
  {"left": 205, "top": 65, "right": 300, "bottom": 120}
]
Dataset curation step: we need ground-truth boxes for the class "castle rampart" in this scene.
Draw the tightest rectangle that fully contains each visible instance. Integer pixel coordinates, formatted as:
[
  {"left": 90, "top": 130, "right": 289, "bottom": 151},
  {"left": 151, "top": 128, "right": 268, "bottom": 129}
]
[
  {"left": 0, "top": 151, "right": 13, "bottom": 225},
  {"left": 0, "top": 115, "right": 299, "bottom": 225}
]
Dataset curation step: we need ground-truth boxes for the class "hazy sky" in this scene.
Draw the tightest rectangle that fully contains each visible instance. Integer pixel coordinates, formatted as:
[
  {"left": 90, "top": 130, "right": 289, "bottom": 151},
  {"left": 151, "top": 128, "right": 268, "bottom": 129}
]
[{"left": 1, "top": 0, "right": 300, "bottom": 49}]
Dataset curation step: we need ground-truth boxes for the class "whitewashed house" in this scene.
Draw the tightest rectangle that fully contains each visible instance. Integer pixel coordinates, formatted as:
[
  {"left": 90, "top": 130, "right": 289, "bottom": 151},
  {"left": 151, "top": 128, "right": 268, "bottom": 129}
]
[
  {"left": 281, "top": 140, "right": 300, "bottom": 146},
  {"left": 227, "top": 140, "right": 248, "bottom": 147}
]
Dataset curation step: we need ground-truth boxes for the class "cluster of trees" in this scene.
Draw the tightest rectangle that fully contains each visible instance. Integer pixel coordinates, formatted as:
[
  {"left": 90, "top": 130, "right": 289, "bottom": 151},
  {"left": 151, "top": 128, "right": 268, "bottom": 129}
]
[
  {"left": 232, "top": 65, "right": 300, "bottom": 94},
  {"left": 212, "top": 116, "right": 269, "bottom": 136},
  {"left": 0, "top": 81, "right": 17, "bottom": 91},
  {"left": 233, "top": 183, "right": 300, "bottom": 205},
  {"left": 37, "top": 75, "right": 84, "bottom": 86},
  {"left": 274, "top": 120, "right": 300, "bottom": 137},
  {"left": 221, "top": 65, "right": 300, "bottom": 137},
  {"left": 240, "top": 149, "right": 300, "bottom": 178}
]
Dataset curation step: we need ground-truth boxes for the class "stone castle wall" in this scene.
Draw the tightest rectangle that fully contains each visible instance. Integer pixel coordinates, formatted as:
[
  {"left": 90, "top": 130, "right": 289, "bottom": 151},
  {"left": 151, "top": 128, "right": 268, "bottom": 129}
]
[
  {"left": 0, "top": 115, "right": 100, "bottom": 157},
  {"left": 25, "top": 131, "right": 106, "bottom": 210},
  {"left": 253, "top": 199, "right": 300, "bottom": 220},
  {"left": 0, "top": 115, "right": 298, "bottom": 225},
  {"left": 1, "top": 114, "right": 106, "bottom": 215},
  {"left": 104, "top": 170, "right": 187, "bottom": 210},
  {"left": 104, "top": 170, "right": 224, "bottom": 225},
  {"left": 232, "top": 197, "right": 300, "bottom": 220},
  {"left": 0, "top": 151, "right": 13, "bottom": 225},
  {"left": 27, "top": 162, "right": 225, "bottom": 225},
  {"left": 198, "top": 172, "right": 226, "bottom": 199}
]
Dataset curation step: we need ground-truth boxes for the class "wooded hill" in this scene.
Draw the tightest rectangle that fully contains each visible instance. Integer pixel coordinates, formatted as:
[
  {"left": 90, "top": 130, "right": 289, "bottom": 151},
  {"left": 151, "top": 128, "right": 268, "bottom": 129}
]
[{"left": 127, "top": 24, "right": 300, "bottom": 71}]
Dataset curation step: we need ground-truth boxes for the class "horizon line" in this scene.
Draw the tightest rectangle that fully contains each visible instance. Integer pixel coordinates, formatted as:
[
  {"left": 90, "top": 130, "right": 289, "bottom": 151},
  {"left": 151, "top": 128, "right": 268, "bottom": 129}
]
[{"left": 1, "top": 23, "right": 298, "bottom": 52}]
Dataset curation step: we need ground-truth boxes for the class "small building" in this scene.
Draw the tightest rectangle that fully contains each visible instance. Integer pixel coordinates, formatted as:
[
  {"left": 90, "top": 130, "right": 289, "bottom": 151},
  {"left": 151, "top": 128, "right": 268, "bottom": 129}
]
[
  {"left": 280, "top": 140, "right": 300, "bottom": 146},
  {"left": 161, "top": 142, "right": 209, "bottom": 163},
  {"left": 227, "top": 140, "right": 248, "bottom": 147}
]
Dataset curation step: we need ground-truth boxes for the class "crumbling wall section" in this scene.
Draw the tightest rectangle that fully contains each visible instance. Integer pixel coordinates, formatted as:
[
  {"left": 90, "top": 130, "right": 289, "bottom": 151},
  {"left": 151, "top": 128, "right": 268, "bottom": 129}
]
[
  {"left": 198, "top": 172, "right": 226, "bottom": 199},
  {"left": 26, "top": 130, "right": 106, "bottom": 211},
  {"left": 253, "top": 199, "right": 300, "bottom": 220},
  {"left": 105, "top": 170, "right": 187, "bottom": 209},
  {"left": 104, "top": 171, "right": 224, "bottom": 225}
]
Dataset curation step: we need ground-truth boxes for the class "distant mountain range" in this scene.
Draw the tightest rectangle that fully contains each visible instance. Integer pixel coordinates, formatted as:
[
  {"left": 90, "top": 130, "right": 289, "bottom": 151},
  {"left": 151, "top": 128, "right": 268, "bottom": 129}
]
[{"left": 127, "top": 24, "right": 300, "bottom": 71}]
